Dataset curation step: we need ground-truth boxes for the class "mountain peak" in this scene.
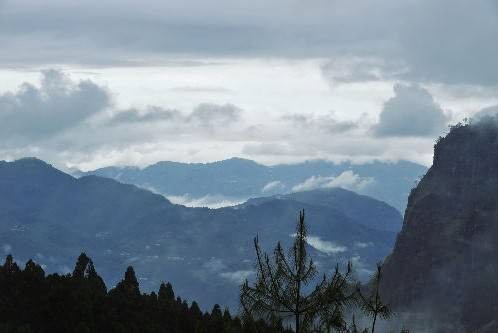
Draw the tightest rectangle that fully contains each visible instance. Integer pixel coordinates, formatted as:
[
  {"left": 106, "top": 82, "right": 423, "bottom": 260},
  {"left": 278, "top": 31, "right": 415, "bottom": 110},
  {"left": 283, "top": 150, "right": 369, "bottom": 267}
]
[{"left": 1, "top": 157, "right": 72, "bottom": 180}]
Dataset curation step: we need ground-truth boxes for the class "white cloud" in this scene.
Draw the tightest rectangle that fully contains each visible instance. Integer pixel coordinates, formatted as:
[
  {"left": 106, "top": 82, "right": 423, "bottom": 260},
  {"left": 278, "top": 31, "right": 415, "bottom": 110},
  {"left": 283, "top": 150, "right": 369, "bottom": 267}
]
[
  {"left": 261, "top": 180, "right": 285, "bottom": 193},
  {"left": 220, "top": 270, "right": 254, "bottom": 284},
  {"left": 354, "top": 242, "right": 373, "bottom": 249},
  {"left": 0, "top": 65, "right": 470, "bottom": 170},
  {"left": 166, "top": 194, "right": 245, "bottom": 208},
  {"left": 305, "top": 235, "right": 347, "bottom": 255},
  {"left": 350, "top": 255, "right": 374, "bottom": 280},
  {"left": 291, "top": 171, "right": 374, "bottom": 192}
]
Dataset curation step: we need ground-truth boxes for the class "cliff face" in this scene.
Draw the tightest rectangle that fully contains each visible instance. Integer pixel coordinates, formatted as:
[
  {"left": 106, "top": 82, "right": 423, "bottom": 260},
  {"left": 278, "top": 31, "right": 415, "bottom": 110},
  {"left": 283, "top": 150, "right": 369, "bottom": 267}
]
[{"left": 380, "top": 121, "right": 498, "bottom": 331}]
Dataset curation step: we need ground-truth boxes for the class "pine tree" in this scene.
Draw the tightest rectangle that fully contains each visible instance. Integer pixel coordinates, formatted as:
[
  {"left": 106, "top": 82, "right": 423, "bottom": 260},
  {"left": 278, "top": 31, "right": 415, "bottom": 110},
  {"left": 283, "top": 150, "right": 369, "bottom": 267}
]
[
  {"left": 241, "top": 210, "right": 355, "bottom": 333},
  {"left": 73, "top": 253, "right": 91, "bottom": 279},
  {"left": 358, "top": 263, "right": 392, "bottom": 333},
  {"left": 315, "top": 262, "right": 357, "bottom": 332},
  {"left": 115, "top": 266, "right": 140, "bottom": 297}
]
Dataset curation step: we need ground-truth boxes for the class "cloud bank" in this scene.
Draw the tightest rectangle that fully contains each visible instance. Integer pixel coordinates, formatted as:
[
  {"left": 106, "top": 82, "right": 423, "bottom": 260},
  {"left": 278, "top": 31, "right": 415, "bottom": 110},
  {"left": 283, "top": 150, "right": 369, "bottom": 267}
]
[{"left": 0, "top": 69, "right": 468, "bottom": 169}]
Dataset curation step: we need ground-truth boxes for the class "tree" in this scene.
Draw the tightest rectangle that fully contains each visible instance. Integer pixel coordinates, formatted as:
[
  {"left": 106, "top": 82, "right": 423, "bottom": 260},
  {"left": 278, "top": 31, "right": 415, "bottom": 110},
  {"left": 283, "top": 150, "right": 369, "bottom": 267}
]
[
  {"left": 0, "top": 254, "right": 282, "bottom": 333},
  {"left": 114, "top": 266, "right": 140, "bottom": 297},
  {"left": 358, "top": 263, "right": 392, "bottom": 333},
  {"left": 73, "top": 253, "right": 91, "bottom": 279},
  {"left": 314, "top": 262, "right": 357, "bottom": 332},
  {"left": 241, "top": 210, "right": 355, "bottom": 333}
]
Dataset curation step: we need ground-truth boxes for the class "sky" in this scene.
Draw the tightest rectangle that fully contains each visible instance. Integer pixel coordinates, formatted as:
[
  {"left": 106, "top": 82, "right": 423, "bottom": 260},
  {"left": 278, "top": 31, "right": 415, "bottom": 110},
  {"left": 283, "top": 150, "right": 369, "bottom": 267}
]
[{"left": 0, "top": 0, "right": 497, "bottom": 170}]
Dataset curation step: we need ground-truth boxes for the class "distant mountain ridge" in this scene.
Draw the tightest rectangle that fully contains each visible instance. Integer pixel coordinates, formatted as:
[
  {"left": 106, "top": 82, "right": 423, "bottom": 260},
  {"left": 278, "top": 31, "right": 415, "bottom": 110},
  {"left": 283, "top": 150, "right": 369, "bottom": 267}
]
[
  {"left": 0, "top": 157, "right": 401, "bottom": 310},
  {"left": 76, "top": 157, "right": 427, "bottom": 212}
]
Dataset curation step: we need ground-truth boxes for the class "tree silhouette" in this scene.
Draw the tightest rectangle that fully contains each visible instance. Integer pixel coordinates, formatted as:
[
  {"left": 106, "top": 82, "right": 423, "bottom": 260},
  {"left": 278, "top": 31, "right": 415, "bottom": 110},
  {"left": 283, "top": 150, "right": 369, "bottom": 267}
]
[
  {"left": 241, "top": 210, "right": 356, "bottom": 333},
  {"left": 358, "top": 263, "right": 392, "bottom": 333},
  {"left": 314, "top": 262, "right": 357, "bottom": 332}
]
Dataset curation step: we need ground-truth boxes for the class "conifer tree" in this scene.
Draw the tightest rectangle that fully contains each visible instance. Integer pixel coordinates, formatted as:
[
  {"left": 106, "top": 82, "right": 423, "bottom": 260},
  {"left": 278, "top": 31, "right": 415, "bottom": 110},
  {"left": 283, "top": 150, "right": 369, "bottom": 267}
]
[
  {"left": 358, "top": 263, "right": 392, "bottom": 333},
  {"left": 73, "top": 253, "right": 91, "bottom": 279},
  {"left": 241, "top": 210, "right": 355, "bottom": 333},
  {"left": 115, "top": 266, "right": 140, "bottom": 296}
]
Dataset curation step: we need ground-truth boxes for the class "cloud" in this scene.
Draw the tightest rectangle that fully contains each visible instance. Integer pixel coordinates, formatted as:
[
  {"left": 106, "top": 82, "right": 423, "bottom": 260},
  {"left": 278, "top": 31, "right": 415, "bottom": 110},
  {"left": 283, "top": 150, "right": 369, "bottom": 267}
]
[
  {"left": 261, "top": 180, "right": 285, "bottom": 193},
  {"left": 1, "top": 1, "right": 497, "bottom": 86},
  {"left": 0, "top": 68, "right": 439, "bottom": 170},
  {"left": 282, "top": 112, "right": 358, "bottom": 133},
  {"left": 374, "top": 84, "right": 449, "bottom": 137},
  {"left": 188, "top": 103, "right": 241, "bottom": 127},
  {"left": 321, "top": 57, "right": 407, "bottom": 84},
  {"left": 169, "top": 86, "right": 232, "bottom": 94},
  {"left": 0, "top": 69, "right": 110, "bottom": 143},
  {"left": 350, "top": 255, "right": 374, "bottom": 280},
  {"left": 165, "top": 194, "right": 245, "bottom": 208},
  {"left": 305, "top": 236, "right": 347, "bottom": 255},
  {"left": 291, "top": 171, "right": 374, "bottom": 192},
  {"left": 472, "top": 105, "right": 498, "bottom": 122},
  {"left": 354, "top": 242, "right": 373, "bottom": 249},
  {"left": 2, "top": 244, "right": 12, "bottom": 254},
  {"left": 219, "top": 270, "right": 254, "bottom": 284},
  {"left": 107, "top": 103, "right": 241, "bottom": 129},
  {"left": 107, "top": 106, "right": 181, "bottom": 125}
]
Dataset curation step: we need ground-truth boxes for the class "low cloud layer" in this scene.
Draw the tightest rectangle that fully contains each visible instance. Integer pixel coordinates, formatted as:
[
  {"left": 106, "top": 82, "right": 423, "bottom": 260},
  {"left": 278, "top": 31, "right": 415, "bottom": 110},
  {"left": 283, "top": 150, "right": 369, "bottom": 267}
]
[
  {"left": 166, "top": 194, "right": 245, "bottom": 209},
  {"left": 261, "top": 181, "right": 285, "bottom": 193},
  {"left": 305, "top": 236, "right": 347, "bottom": 255},
  {"left": 374, "top": 84, "right": 449, "bottom": 137},
  {"left": 292, "top": 171, "right": 374, "bottom": 192}
]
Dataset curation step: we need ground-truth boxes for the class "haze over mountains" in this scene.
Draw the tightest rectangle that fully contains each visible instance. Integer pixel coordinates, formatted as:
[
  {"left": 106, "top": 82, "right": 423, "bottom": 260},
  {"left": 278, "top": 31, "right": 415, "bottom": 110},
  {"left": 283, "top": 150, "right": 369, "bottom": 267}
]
[
  {"left": 0, "top": 158, "right": 401, "bottom": 310},
  {"left": 76, "top": 158, "right": 426, "bottom": 212}
]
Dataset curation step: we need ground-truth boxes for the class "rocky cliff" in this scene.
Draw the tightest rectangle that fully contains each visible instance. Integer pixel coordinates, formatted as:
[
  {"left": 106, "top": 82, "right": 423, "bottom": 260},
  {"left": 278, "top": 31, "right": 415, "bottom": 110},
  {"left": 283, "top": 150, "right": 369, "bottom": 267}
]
[{"left": 380, "top": 121, "right": 498, "bottom": 332}]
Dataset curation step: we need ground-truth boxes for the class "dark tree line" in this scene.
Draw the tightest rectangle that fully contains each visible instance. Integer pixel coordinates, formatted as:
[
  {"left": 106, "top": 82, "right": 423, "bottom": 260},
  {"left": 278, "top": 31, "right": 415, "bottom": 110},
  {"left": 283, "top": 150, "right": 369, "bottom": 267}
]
[{"left": 0, "top": 253, "right": 290, "bottom": 333}]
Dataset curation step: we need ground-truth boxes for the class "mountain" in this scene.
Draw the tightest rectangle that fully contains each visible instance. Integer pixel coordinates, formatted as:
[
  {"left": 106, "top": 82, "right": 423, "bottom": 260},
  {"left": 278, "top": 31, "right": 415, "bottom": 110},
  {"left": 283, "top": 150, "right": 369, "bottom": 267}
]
[
  {"left": 0, "top": 158, "right": 401, "bottom": 310},
  {"left": 380, "top": 122, "right": 498, "bottom": 332},
  {"left": 77, "top": 158, "right": 427, "bottom": 212}
]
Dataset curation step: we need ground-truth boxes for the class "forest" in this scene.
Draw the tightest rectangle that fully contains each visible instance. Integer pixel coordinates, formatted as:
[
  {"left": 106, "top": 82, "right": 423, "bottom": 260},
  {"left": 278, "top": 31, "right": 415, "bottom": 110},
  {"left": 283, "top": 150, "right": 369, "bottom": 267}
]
[{"left": 0, "top": 251, "right": 292, "bottom": 333}]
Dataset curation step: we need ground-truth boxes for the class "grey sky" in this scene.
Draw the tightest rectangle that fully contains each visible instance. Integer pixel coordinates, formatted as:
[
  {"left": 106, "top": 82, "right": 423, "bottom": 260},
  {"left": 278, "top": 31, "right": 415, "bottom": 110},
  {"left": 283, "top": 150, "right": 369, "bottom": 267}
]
[
  {"left": 1, "top": 0, "right": 497, "bottom": 85},
  {"left": 0, "top": 1, "right": 497, "bottom": 169}
]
